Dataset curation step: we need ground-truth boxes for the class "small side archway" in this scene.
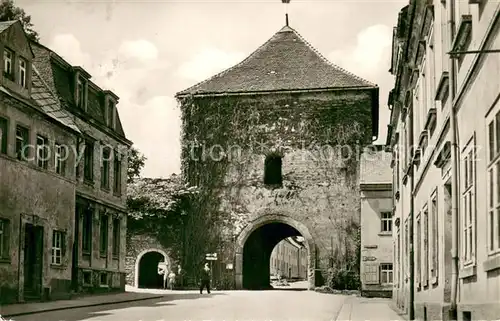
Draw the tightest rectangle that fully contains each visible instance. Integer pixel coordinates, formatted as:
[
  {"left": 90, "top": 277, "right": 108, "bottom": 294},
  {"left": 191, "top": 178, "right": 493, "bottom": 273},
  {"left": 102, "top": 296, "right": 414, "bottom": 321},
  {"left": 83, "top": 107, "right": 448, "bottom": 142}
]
[
  {"left": 134, "top": 248, "right": 171, "bottom": 288},
  {"left": 234, "top": 214, "right": 316, "bottom": 290}
]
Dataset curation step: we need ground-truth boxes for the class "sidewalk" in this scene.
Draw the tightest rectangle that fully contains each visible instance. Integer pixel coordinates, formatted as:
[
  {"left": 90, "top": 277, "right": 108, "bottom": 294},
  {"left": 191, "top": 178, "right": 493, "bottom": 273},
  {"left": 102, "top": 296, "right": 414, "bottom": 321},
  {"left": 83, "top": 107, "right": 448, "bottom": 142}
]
[
  {"left": 336, "top": 296, "right": 407, "bottom": 321},
  {"left": 0, "top": 287, "right": 165, "bottom": 318}
]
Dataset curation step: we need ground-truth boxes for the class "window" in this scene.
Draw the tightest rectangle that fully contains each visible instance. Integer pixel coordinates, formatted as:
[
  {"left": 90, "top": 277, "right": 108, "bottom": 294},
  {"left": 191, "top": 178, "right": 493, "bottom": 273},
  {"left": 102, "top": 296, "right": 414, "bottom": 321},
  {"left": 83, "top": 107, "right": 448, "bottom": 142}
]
[
  {"left": 380, "top": 263, "right": 393, "bottom": 284},
  {"left": 488, "top": 112, "right": 500, "bottom": 254},
  {"left": 15, "top": 125, "right": 29, "bottom": 161},
  {"left": 18, "top": 58, "right": 27, "bottom": 88},
  {"left": 100, "top": 272, "right": 108, "bottom": 286},
  {"left": 364, "top": 263, "right": 379, "bottom": 284},
  {"left": 101, "top": 146, "right": 111, "bottom": 189},
  {"left": 0, "top": 116, "right": 8, "bottom": 154},
  {"left": 107, "top": 100, "right": 115, "bottom": 128},
  {"left": 82, "top": 271, "right": 92, "bottom": 286},
  {"left": 76, "top": 78, "right": 85, "bottom": 109},
  {"left": 84, "top": 140, "right": 94, "bottom": 181},
  {"left": 462, "top": 138, "right": 476, "bottom": 264},
  {"left": 431, "top": 192, "right": 439, "bottom": 280},
  {"left": 36, "top": 135, "right": 48, "bottom": 169},
  {"left": 55, "top": 143, "right": 67, "bottom": 175},
  {"left": 3, "top": 49, "right": 13, "bottom": 79},
  {"left": 423, "top": 207, "right": 429, "bottom": 285},
  {"left": 112, "top": 218, "right": 120, "bottom": 257},
  {"left": 51, "top": 230, "right": 64, "bottom": 265},
  {"left": 0, "top": 218, "right": 10, "bottom": 260},
  {"left": 381, "top": 212, "right": 392, "bottom": 232},
  {"left": 416, "top": 214, "right": 421, "bottom": 285},
  {"left": 113, "top": 151, "right": 122, "bottom": 195},
  {"left": 82, "top": 208, "right": 92, "bottom": 254},
  {"left": 264, "top": 154, "right": 282, "bottom": 185},
  {"left": 99, "top": 213, "right": 108, "bottom": 256},
  {"left": 397, "top": 232, "right": 400, "bottom": 284}
]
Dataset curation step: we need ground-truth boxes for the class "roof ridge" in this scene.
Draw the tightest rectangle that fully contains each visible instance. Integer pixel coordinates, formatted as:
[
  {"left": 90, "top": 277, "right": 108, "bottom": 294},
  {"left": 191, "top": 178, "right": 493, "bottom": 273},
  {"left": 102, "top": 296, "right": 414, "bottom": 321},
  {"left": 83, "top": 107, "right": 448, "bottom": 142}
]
[
  {"left": 288, "top": 26, "right": 377, "bottom": 87},
  {"left": 176, "top": 25, "right": 293, "bottom": 97}
]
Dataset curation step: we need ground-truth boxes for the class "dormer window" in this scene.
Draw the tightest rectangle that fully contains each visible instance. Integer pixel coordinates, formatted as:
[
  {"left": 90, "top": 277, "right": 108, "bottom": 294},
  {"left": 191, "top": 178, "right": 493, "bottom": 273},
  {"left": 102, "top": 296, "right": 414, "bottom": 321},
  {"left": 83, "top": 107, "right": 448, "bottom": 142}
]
[
  {"left": 18, "top": 58, "right": 27, "bottom": 88},
  {"left": 3, "top": 49, "right": 13, "bottom": 79},
  {"left": 107, "top": 100, "right": 115, "bottom": 129},
  {"left": 76, "top": 78, "right": 85, "bottom": 109}
]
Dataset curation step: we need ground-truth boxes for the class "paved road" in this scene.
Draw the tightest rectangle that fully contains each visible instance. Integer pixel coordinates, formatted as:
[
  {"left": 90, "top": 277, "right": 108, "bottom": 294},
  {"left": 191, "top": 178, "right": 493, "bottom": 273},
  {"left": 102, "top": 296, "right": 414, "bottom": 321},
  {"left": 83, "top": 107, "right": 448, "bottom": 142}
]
[{"left": 10, "top": 290, "right": 347, "bottom": 321}]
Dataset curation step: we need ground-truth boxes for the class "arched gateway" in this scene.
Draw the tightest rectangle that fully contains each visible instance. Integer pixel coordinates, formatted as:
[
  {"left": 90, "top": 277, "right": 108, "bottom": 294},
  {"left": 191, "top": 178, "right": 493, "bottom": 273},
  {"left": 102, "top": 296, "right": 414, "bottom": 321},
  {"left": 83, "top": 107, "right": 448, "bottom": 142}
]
[
  {"left": 134, "top": 249, "right": 171, "bottom": 289},
  {"left": 235, "top": 214, "right": 315, "bottom": 290},
  {"left": 176, "top": 22, "right": 379, "bottom": 289}
]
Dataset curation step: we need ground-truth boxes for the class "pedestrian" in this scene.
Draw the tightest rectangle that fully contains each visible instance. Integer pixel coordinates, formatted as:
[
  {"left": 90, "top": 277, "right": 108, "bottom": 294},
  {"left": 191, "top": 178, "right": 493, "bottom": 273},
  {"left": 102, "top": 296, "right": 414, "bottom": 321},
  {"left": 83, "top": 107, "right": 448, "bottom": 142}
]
[
  {"left": 200, "top": 262, "right": 211, "bottom": 294},
  {"left": 168, "top": 271, "right": 176, "bottom": 290}
]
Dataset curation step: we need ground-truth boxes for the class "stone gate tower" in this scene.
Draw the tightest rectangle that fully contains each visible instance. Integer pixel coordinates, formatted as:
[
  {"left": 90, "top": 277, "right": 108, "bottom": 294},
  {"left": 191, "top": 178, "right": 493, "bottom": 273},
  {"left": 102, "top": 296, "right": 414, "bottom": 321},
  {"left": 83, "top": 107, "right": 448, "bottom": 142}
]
[{"left": 176, "top": 24, "right": 379, "bottom": 290}]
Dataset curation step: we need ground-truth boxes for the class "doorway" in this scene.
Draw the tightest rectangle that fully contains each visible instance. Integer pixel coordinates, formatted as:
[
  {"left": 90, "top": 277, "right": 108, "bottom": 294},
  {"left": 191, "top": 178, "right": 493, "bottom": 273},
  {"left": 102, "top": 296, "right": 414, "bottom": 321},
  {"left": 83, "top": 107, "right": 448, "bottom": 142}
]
[
  {"left": 138, "top": 251, "right": 165, "bottom": 289},
  {"left": 23, "top": 223, "right": 44, "bottom": 300}
]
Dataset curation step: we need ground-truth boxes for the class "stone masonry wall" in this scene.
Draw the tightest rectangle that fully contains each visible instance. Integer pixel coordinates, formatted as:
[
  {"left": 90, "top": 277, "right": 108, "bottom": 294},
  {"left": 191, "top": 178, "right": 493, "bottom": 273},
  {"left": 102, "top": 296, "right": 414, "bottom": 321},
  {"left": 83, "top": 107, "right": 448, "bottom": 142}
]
[{"left": 180, "top": 89, "right": 376, "bottom": 286}]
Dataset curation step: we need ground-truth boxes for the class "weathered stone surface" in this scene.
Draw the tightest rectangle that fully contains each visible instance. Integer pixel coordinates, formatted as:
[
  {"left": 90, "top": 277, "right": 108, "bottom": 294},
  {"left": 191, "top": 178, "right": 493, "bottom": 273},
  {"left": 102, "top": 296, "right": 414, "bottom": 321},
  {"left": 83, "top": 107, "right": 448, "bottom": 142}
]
[{"left": 180, "top": 88, "right": 377, "bottom": 289}]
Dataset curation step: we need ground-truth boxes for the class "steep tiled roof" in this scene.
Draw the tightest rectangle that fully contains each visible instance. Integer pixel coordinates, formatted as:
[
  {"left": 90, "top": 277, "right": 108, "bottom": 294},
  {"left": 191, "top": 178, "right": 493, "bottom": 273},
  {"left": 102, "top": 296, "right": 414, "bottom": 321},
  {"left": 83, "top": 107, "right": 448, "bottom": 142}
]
[
  {"left": 30, "top": 41, "right": 128, "bottom": 140},
  {"left": 30, "top": 65, "right": 81, "bottom": 134},
  {"left": 360, "top": 147, "right": 392, "bottom": 185},
  {"left": 177, "top": 25, "right": 376, "bottom": 96}
]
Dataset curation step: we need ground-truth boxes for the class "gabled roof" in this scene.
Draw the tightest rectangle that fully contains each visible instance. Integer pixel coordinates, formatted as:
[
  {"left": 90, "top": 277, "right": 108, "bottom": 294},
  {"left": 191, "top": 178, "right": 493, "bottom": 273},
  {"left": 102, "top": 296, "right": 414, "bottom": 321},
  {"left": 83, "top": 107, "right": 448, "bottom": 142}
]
[
  {"left": 177, "top": 25, "right": 377, "bottom": 97},
  {"left": 0, "top": 20, "right": 17, "bottom": 33},
  {"left": 0, "top": 20, "right": 35, "bottom": 58}
]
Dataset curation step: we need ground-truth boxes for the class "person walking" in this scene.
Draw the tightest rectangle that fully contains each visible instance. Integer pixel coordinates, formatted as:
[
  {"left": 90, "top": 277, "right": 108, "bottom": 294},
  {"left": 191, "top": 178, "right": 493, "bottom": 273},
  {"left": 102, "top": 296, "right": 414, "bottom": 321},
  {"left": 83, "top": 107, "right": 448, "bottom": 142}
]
[
  {"left": 168, "top": 271, "right": 176, "bottom": 290},
  {"left": 200, "top": 262, "right": 211, "bottom": 294}
]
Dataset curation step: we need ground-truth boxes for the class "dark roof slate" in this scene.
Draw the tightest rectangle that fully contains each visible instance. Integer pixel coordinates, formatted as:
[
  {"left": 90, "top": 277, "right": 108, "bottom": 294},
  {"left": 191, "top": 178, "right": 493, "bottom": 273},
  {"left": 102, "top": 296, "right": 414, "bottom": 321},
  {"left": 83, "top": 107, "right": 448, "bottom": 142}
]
[
  {"left": 30, "top": 41, "right": 127, "bottom": 139},
  {"left": 177, "top": 25, "right": 376, "bottom": 96}
]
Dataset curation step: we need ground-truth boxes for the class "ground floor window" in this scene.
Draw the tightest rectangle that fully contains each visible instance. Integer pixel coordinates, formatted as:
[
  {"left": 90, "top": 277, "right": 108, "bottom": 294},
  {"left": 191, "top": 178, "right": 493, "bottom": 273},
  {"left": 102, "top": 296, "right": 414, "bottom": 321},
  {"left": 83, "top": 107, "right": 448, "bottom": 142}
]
[
  {"left": 380, "top": 263, "right": 393, "bottom": 284},
  {"left": 51, "top": 230, "right": 64, "bottom": 265}
]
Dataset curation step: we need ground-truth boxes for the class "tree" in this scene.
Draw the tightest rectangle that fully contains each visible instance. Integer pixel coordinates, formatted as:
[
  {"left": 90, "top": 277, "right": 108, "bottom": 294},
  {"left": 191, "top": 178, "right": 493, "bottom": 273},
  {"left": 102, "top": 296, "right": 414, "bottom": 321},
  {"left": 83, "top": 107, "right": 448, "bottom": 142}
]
[
  {"left": 0, "top": 0, "right": 40, "bottom": 42},
  {"left": 127, "top": 146, "right": 146, "bottom": 183},
  {"left": 127, "top": 174, "right": 199, "bottom": 281}
]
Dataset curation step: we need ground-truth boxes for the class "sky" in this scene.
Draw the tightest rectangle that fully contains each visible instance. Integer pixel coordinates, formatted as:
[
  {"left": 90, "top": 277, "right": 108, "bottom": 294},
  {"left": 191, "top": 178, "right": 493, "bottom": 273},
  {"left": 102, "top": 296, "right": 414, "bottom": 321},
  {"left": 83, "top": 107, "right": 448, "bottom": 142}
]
[{"left": 18, "top": 0, "right": 406, "bottom": 178}]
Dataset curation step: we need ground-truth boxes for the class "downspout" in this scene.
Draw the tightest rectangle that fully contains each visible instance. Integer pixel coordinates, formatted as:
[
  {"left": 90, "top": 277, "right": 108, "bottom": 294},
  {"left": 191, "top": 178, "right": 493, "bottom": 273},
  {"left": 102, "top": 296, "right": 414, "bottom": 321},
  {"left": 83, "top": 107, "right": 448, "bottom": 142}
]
[
  {"left": 409, "top": 106, "right": 415, "bottom": 321},
  {"left": 447, "top": 0, "right": 459, "bottom": 317}
]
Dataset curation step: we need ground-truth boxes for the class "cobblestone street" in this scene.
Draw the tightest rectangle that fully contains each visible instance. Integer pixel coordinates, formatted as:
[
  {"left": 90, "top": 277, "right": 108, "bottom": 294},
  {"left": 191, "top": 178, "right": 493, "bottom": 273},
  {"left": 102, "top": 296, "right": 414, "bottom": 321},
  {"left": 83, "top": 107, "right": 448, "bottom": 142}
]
[{"left": 4, "top": 290, "right": 404, "bottom": 321}]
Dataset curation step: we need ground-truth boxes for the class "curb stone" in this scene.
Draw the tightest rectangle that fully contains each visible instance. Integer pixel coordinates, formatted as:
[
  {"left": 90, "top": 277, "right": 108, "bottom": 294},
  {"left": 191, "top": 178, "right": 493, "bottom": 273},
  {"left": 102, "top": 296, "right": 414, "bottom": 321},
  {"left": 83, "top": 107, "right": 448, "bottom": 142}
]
[{"left": 1, "top": 295, "right": 164, "bottom": 318}]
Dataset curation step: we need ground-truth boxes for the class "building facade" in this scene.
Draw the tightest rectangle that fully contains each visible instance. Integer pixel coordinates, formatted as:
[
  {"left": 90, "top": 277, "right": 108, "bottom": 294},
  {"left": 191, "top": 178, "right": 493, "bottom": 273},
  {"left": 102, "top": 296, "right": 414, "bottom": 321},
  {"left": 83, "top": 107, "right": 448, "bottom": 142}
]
[
  {"left": 269, "top": 237, "right": 307, "bottom": 280},
  {"left": 0, "top": 21, "right": 131, "bottom": 304},
  {"left": 176, "top": 23, "right": 379, "bottom": 290},
  {"left": 359, "top": 146, "right": 393, "bottom": 298},
  {"left": 388, "top": 1, "right": 500, "bottom": 320}
]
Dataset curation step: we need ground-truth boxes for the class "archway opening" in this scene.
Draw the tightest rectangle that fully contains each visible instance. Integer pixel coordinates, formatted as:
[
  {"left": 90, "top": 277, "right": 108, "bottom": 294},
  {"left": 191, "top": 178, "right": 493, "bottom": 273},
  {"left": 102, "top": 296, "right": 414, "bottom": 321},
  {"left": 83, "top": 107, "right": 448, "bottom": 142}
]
[
  {"left": 138, "top": 251, "right": 164, "bottom": 289},
  {"left": 242, "top": 222, "right": 308, "bottom": 290}
]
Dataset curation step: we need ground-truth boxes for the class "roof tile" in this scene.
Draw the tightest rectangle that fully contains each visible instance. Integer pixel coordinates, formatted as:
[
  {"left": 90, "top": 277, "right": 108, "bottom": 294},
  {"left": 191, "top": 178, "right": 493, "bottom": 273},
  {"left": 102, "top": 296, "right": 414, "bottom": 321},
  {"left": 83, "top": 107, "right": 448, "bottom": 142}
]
[{"left": 177, "top": 25, "right": 376, "bottom": 96}]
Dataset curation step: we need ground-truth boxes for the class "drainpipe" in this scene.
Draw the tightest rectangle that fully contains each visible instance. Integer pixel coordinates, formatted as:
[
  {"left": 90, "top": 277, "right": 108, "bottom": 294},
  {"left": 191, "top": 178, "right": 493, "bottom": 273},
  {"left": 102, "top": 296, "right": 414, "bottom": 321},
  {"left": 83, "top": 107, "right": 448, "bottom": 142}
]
[
  {"left": 409, "top": 108, "right": 415, "bottom": 321},
  {"left": 447, "top": 0, "right": 459, "bottom": 318}
]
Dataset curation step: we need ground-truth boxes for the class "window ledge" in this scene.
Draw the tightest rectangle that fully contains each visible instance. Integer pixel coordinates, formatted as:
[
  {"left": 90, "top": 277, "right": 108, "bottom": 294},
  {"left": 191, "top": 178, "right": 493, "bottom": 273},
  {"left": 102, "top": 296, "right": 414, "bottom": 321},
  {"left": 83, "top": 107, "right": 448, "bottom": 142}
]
[
  {"left": 101, "top": 186, "right": 110, "bottom": 192},
  {"left": 112, "top": 255, "right": 119, "bottom": 260},
  {"left": 483, "top": 253, "right": 500, "bottom": 272},
  {"left": 84, "top": 179, "right": 94, "bottom": 187},
  {"left": 431, "top": 276, "right": 438, "bottom": 285},
  {"left": 99, "top": 284, "right": 109, "bottom": 288},
  {"left": 459, "top": 264, "right": 476, "bottom": 278},
  {"left": 378, "top": 232, "right": 392, "bottom": 237},
  {"left": 113, "top": 192, "right": 122, "bottom": 197},
  {"left": 0, "top": 258, "right": 11, "bottom": 264},
  {"left": 100, "top": 254, "right": 107, "bottom": 258},
  {"left": 50, "top": 264, "right": 66, "bottom": 270}
]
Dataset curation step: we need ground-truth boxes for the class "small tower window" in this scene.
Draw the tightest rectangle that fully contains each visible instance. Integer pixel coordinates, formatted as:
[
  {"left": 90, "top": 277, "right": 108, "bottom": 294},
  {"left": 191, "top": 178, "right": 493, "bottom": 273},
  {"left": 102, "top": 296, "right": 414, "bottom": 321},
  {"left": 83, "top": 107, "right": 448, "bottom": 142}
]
[{"left": 264, "top": 154, "right": 282, "bottom": 186}]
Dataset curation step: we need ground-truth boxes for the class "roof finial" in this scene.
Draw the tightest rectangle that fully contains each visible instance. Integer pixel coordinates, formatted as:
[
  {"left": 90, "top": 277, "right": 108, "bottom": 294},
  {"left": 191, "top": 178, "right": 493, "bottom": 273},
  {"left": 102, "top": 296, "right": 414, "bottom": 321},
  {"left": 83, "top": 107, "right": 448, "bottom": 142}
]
[{"left": 282, "top": 0, "right": 290, "bottom": 26}]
